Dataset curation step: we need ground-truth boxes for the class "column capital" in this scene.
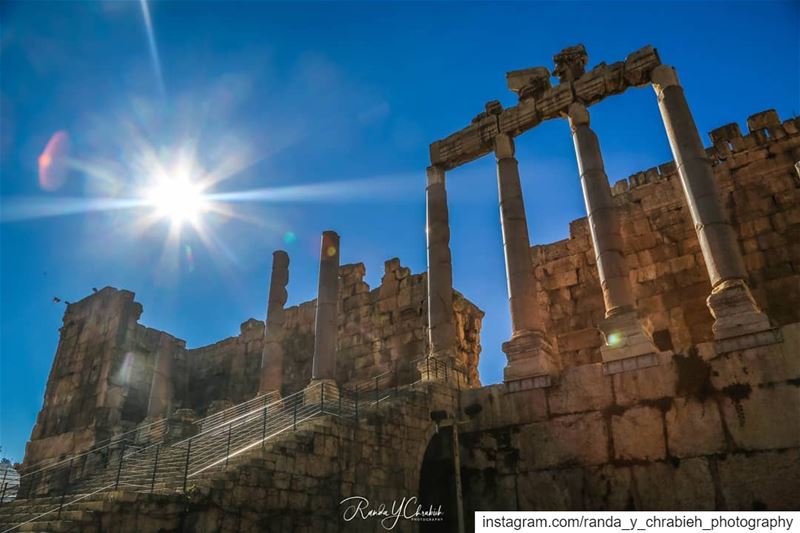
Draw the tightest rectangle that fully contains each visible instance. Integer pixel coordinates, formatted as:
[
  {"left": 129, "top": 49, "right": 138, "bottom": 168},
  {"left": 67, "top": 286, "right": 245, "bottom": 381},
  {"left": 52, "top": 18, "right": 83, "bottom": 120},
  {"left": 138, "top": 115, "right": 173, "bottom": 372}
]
[
  {"left": 651, "top": 64, "right": 681, "bottom": 97},
  {"left": 567, "top": 102, "right": 590, "bottom": 130},
  {"left": 494, "top": 133, "right": 515, "bottom": 160},
  {"left": 426, "top": 165, "right": 446, "bottom": 187}
]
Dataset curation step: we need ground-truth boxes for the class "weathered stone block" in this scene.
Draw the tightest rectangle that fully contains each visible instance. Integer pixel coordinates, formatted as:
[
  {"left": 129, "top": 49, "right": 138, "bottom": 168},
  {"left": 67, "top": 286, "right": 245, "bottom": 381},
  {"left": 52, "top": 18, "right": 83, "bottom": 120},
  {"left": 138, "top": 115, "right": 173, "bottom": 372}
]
[
  {"left": 665, "top": 398, "right": 725, "bottom": 457},
  {"left": 716, "top": 449, "right": 800, "bottom": 510},
  {"left": 547, "top": 363, "right": 613, "bottom": 415},
  {"left": 710, "top": 323, "right": 800, "bottom": 388},
  {"left": 611, "top": 352, "right": 676, "bottom": 406},
  {"left": 612, "top": 406, "right": 666, "bottom": 461},
  {"left": 583, "top": 465, "right": 634, "bottom": 510},
  {"left": 631, "top": 458, "right": 716, "bottom": 510},
  {"left": 516, "top": 468, "right": 584, "bottom": 511},
  {"left": 518, "top": 412, "right": 609, "bottom": 469},
  {"left": 720, "top": 384, "right": 800, "bottom": 451}
]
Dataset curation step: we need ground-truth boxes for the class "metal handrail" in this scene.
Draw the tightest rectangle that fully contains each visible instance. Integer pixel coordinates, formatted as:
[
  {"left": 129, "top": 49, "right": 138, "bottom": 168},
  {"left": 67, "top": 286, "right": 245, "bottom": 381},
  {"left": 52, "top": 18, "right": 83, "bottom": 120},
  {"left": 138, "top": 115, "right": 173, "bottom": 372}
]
[
  {"left": 18, "top": 417, "right": 169, "bottom": 479},
  {"left": 2, "top": 354, "right": 468, "bottom": 530},
  {"left": 194, "top": 390, "right": 280, "bottom": 430},
  {"left": 1, "top": 481, "right": 116, "bottom": 533}
]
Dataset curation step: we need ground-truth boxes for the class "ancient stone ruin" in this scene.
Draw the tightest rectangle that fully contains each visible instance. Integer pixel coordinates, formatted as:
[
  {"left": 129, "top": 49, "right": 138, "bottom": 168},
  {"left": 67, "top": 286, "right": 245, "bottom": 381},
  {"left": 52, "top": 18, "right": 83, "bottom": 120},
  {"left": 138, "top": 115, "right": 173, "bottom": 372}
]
[{"left": 1, "top": 44, "right": 798, "bottom": 532}]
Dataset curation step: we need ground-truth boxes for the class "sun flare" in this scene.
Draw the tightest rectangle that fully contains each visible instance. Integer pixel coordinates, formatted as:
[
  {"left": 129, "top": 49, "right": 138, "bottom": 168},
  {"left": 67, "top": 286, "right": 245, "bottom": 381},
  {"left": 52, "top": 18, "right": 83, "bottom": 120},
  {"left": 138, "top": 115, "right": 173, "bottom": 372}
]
[{"left": 145, "top": 174, "right": 209, "bottom": 225}]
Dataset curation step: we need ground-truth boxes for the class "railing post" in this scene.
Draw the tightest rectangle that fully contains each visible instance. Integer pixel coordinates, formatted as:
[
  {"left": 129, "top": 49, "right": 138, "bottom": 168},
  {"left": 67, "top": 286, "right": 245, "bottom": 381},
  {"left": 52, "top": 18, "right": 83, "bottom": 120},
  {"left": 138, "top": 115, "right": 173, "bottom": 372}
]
[
  {"left": 293, "top": 400, "right": 298, "bottom": 430},
  {"left": 445, "top": 360, "right": 449, "bottom": 381},
  {"left": 182, "top": 440, "right": 192, "bottom": 493},
  {"left": 338, "top": 385, "right": 342, "bottom": 415},
  {"left": 225, "top": 423, "right": 233, "bottom": 468},
  {"left": 0, "top": 468, "right": 7, "bottom": 506},
  {"left": 375, "top": 376, "right": 379, "bottom": 406},
  {"left": 151, "top": 444, "right": 160, "bottom": 493},
  {"left": 427, "top": 357, "right": 431, "bottom": 381},
  {"left": 261, "top": 404, "right": 268, "bottom": 448},
  {"left": 320, "top": 382, "right": 325, "bottom": 414},
  {"left": 394, "top": 360, "right": 399, "bottom": 396},
  {"left": 354, "top": 389, "right": 359, "bottom": 422},
  {"left": 58, "top": 458, "right": 73, "bottom": 518},
  {"left": 114, "top": 441, "right": 126, "bottom": 490}
]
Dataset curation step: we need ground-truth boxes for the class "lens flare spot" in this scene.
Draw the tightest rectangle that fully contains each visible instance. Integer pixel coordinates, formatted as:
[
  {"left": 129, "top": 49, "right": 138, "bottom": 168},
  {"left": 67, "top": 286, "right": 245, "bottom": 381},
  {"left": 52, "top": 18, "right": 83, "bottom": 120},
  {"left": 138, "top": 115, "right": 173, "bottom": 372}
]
[
  {"left": 117, "top": 352, "right": 135, "bottom": 385},
  {"left": 38, "top": 131, "right": 71, "bottom": 192},
  {"left": 283, "top": 231, "right": 296, "bottom": 244},
  {"left": 607, "top": 332, "right": 622, "bottom": 347},
  {"left": 185, "top": 244, "right": 195, "bottom": 272},
  {"left": 327, "top": 245, "right": 337, "bottom": 257}
]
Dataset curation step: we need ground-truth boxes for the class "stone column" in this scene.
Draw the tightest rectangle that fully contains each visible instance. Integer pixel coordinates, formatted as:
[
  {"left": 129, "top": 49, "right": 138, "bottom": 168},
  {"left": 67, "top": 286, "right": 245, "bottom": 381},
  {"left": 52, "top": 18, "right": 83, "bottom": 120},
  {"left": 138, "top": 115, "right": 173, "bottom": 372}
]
[
  {"left": 424, "top": 165, "right": 459, "bottom": 365},
  {"left": 259, "top": 250, "right": 289, "bottom": 397},
  {"left": 567, "top": 103, "right": 658, "bottom": 372},
  {"left": 494, "top": 134, "right": 557, "bottom": 388},
  {"left": 311, "top": 231, "right": 340, "bottom": 382},
  {"left": 652, "top": 65, "right": 776, "bottom": 351}
]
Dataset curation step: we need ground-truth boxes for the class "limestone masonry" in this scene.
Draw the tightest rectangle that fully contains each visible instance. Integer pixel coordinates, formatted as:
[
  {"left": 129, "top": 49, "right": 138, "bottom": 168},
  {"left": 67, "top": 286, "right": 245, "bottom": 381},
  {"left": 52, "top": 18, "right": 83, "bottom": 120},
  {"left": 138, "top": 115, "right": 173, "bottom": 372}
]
[{"left": 2, "top": 44, "right": 798, "bottom": 532}]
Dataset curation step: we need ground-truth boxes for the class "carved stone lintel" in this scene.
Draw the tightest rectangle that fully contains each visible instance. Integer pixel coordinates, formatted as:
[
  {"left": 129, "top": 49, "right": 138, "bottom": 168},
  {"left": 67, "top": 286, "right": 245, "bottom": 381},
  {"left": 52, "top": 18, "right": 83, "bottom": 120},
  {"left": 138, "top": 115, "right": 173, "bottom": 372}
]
[
  {"left": 432, "top": 45, "right": 661, "bottom": 171},
  {"left": 553, "top": 44, "right": 588, "bottom": 83},
  {"left": 506, "top": 66, "right": 552, "bottom": 100}
]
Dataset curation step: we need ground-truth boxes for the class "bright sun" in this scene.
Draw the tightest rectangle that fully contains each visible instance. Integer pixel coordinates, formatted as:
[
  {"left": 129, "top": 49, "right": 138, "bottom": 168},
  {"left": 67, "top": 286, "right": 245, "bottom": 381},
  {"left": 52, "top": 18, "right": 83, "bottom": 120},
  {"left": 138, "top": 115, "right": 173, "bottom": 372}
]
[{"left": 146, "top": 176, "right": 208, "bottom": 225}]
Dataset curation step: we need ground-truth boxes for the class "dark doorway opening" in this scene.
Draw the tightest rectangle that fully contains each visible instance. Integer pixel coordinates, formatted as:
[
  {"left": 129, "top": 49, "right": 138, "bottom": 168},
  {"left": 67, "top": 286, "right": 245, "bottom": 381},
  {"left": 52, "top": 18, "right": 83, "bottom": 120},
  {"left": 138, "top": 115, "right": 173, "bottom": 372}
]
[{"left": 418, "top": 429, "right": 459, "bottom": 532}]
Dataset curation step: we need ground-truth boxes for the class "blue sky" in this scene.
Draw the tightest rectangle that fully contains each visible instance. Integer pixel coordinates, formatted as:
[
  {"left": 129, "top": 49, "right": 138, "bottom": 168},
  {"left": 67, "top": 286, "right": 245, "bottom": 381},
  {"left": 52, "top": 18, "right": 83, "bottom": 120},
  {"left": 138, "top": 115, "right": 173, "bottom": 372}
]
[{"left": 1, "top": 1, "right": 798, "bottom": 462}]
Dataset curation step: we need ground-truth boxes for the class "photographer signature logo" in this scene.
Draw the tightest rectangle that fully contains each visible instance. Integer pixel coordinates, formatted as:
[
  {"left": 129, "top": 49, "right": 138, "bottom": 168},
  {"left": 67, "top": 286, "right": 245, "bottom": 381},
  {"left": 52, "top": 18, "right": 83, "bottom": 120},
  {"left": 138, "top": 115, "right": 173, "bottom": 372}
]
[{"left": 340, "top": 496, "right": 444, "bottom": 530}]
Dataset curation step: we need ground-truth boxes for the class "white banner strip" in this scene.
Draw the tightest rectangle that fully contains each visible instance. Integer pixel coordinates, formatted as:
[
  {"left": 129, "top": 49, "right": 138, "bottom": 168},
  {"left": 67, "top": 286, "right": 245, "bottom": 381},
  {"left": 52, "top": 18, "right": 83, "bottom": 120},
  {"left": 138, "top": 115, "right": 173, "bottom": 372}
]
[{"left": 476, "top": 511, "right": 800, "bottom": 533}]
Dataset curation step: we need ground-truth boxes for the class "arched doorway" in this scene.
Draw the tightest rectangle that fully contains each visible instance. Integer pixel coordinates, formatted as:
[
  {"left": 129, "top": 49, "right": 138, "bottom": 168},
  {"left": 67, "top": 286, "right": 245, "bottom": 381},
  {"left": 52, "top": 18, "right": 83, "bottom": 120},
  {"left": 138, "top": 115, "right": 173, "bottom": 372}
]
[{"left": 418, "top": 429, "right": 460, "bottom": 532}]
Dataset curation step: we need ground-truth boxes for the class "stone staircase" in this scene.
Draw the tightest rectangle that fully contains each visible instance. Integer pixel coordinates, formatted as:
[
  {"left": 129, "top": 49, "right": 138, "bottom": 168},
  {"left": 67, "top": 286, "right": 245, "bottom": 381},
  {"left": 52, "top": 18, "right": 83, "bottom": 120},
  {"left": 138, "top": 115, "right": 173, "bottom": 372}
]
[
  {"left": 0, "top": 356, "right": 461, "bottom": 532},
  {"left": 0, "top": 383, "right": 333, "bottom": 532}
]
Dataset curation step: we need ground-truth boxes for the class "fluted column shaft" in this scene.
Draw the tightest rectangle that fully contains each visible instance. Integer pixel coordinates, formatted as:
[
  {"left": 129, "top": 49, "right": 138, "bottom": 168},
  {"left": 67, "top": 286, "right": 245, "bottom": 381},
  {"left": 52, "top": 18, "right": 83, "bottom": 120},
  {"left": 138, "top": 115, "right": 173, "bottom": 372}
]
[
  {"left": 652, "top": 65, "right": 775, "bottom": 350},
  {"left": 259, "top": 250, "right": 289, "bottom": 395},
  {"left": 568, "top": 103, "right": 635, "bottom": 316},
  {"left": 495, "top": 134, "right": 545, "bottom": 335},
  {"left": 425, "top": 165, "right": 458, "bottom": 359},
  {"left": 652, "top": 65, "right": 747, "bottom": 287},
  {"left": 312, "top": 231, "right": 339, "bottom": 381},
  {"left": 568, "top": 103, "right": 658, "bottom": 371}
]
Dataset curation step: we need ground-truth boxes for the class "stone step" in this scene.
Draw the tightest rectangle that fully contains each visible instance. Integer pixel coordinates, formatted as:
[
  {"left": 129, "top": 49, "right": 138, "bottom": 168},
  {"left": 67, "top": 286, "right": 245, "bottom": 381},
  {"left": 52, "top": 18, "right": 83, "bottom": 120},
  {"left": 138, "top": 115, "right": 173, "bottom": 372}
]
[
  {"left": 0, "top": 406, "right": 351, "bottom": 530},
  {"left": 14, "top": 519, "right": 94, "bottom": 532}
]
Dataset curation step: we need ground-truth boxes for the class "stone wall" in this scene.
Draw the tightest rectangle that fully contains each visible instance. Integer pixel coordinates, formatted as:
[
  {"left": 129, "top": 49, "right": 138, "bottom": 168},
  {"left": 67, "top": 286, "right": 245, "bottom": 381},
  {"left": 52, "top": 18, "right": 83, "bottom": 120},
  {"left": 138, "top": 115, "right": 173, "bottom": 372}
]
[
  {"left": 455, "top": 322, "right": 800, "bottom": 522},
  {"left": 23, "top": 259, "right": 483, "bottom": 466},
  {"left": 185, "top": 258, "right": 483, "bottom": 411},
  {"left": 277, "top": 259, "right": 483, "bottom": 397},
  {"left": 23, "top": 288, "right": 185, "bottom": 468},
  {"left": 534, "top": 110, "right": 800, "bottom": 367},
  {"left": 23, "top": 327, "right": 798, "bottom": 531}
]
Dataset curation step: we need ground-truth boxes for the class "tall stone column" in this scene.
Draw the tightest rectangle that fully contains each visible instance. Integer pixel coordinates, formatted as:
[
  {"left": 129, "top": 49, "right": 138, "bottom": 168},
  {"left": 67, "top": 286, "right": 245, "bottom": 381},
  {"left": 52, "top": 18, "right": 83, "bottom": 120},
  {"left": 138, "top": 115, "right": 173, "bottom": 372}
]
[
  {"left": 567, "top": 103, "right": 658, "bottom": 372},
  {"left": 311, "top": 231, "right": 340, "bottom": 382},
  {"left": 652, "top": 65, "right": 777, "bottom": 351},
  {"left": 425, "top": 165, "right": 459, "bottom": 366},
  {"left": 494, "top": 134, "right": 557, "bottom": 388},
  {"left": 259, "top": 250, "right": 289, "bottom": 397}
]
